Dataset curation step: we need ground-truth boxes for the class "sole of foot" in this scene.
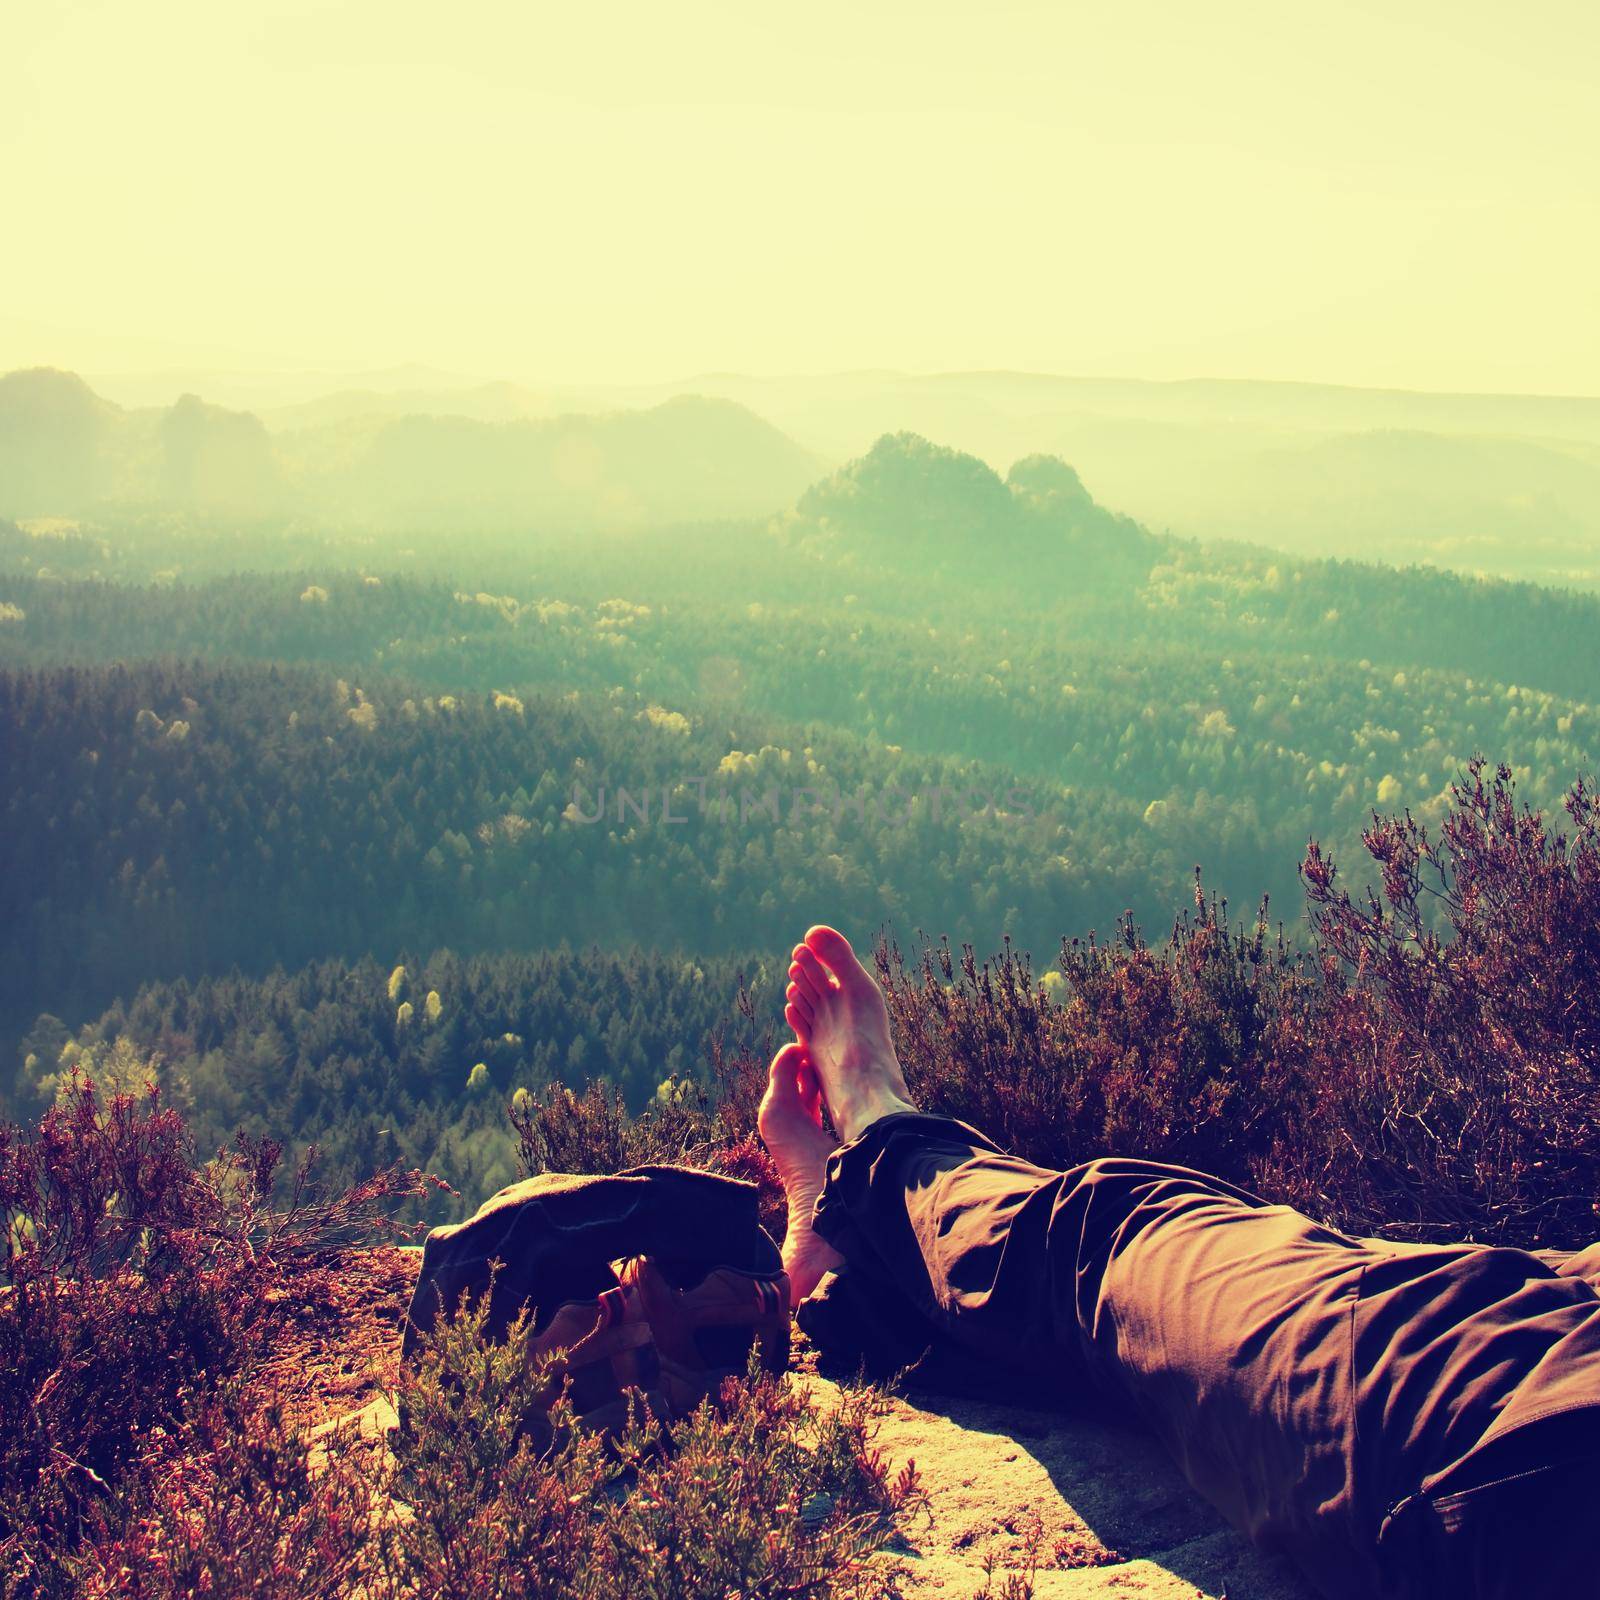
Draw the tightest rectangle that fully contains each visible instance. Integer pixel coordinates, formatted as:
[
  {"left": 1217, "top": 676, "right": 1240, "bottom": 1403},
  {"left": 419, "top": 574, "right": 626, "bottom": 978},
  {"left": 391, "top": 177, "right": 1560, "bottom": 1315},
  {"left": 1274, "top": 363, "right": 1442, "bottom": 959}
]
[{"left": 756, "top": 1042, "right": 844, "bottom": 1307}]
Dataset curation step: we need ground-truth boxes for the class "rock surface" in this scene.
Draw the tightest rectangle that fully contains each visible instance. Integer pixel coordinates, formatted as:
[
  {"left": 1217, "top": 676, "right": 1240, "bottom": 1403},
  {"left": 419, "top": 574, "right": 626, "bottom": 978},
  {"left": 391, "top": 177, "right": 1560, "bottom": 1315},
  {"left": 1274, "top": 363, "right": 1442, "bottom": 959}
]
[{"left": 808, "top": 1378, "right": 1319, "bottom": 1600}]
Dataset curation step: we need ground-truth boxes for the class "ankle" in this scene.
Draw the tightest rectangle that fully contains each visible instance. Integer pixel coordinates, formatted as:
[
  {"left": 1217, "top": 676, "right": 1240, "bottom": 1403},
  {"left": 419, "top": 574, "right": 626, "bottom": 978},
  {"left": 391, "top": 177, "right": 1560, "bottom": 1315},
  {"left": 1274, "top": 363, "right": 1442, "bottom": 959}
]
[{"left": 836, "top": 1087, "right": 917, "bottom": 1144}]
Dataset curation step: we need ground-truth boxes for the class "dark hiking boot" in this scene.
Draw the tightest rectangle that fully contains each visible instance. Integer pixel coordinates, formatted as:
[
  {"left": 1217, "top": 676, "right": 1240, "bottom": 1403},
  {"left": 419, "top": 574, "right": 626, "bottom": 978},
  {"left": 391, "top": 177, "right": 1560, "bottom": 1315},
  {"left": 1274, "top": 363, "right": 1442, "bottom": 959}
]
[{"left": 617, "top": 1254, "right": 791, "bottom": 1417}]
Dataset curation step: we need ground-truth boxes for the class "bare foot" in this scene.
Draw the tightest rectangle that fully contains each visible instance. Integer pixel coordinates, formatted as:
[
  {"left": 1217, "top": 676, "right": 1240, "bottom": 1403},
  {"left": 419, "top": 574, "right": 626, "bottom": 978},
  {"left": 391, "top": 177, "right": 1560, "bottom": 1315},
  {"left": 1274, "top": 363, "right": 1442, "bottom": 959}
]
[
  {"left": 785, "top": 925, "right": 916, "bottom": 1142},
  {"left": 756, "top": 1043, "right": 844, "bottom": 1307}
]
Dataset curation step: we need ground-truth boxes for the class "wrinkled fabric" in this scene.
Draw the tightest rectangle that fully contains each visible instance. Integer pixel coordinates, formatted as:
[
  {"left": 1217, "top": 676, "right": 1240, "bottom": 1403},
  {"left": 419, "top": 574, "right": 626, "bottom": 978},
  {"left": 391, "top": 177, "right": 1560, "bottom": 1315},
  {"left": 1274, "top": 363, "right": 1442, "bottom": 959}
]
[
  {"left": 810, "top": 1112, "right": 1600, "bottom": 1600},
  {"left": 403, "top": 1163, "right": 782, "bottom": 1360}
]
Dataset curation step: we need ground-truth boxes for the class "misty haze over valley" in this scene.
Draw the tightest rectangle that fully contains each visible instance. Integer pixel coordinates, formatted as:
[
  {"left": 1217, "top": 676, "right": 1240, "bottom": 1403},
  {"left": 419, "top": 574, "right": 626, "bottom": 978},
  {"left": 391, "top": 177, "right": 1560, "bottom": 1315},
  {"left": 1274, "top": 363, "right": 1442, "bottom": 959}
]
[{"left": 10, "top": 362, "right": 1600, "bottom": 586}]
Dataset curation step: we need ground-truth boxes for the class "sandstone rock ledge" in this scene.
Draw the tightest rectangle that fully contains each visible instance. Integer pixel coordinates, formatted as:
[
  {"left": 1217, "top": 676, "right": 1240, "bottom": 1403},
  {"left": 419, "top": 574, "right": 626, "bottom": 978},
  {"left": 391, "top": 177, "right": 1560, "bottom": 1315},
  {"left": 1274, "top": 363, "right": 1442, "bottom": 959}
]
[{"left": 809, "top": 1378, "right": 1319, "bottom": 1600}]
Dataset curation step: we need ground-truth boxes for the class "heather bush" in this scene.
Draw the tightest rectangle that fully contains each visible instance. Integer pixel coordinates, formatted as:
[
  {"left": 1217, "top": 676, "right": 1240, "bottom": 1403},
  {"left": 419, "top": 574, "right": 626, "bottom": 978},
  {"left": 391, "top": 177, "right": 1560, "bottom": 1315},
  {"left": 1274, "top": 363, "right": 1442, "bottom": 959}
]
[
  {"left": 878, "top": 761, "right": 1600, "bottom": 1250},
  {"left": 508, "top": 1077, "right": 718, "bottom": 1177},
  {"left": 879, "top": 892, "right": 1311, "bottom": 1182},
  {"left": 369, "top": 1294, "right": 617, "bottom": 1599},
  {"left": 1, "top": 1066, "right": 917, "bottom": 1599},
  {"left": 1292, "top": 758, "right": 1600, "bottom": 1244},
  {"left": 375, "top": 1293, "right": 919, "bottom": 1599},
  {"left": 601, "top": 1366, "right": 917, "bottom": 1599},
  {"left": 72, "top": 1389, "right": 375, "bottom": 1600},
  {"left": 0, "top": 1069, "right": 426, "bottom": 1594},
  {"left": 59, "top": 1288, "right": 921, "bottom": 1600},
  {"left": 972, "top": 1512, "right": 1044, "bottom": 1600}
]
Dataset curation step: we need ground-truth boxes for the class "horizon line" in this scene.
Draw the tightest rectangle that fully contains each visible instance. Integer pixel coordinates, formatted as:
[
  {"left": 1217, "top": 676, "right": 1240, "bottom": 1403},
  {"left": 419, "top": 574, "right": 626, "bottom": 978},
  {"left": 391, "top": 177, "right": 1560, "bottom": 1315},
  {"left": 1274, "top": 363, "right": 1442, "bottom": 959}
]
[{"left": 7, "top": 359, "right": 1600, "bottom": 410}]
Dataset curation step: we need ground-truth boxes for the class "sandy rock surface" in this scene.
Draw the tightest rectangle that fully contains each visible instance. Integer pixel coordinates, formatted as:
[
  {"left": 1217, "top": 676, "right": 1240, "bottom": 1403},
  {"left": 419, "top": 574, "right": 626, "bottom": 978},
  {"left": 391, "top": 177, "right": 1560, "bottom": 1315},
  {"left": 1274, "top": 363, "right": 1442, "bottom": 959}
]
[{"left": 815, "top": 1379, "right": 1319, "bottom": 1600}]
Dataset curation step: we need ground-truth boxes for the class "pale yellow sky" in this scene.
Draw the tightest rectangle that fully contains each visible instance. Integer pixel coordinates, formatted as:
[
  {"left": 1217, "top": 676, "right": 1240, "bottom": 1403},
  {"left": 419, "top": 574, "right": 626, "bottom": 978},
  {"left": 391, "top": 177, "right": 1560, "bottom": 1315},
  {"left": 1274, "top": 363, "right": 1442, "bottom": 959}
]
[{"left": 4, "top": 0, "right": 1597, "bottom": 393}]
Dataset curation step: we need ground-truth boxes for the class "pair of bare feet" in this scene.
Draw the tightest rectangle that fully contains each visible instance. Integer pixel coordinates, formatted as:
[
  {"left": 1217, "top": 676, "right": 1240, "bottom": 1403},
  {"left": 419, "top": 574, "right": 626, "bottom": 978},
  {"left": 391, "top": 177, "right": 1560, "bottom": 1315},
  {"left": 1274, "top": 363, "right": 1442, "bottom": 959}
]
[{"left": 755, "top": 924, "right": 916, "bottom": 1308}]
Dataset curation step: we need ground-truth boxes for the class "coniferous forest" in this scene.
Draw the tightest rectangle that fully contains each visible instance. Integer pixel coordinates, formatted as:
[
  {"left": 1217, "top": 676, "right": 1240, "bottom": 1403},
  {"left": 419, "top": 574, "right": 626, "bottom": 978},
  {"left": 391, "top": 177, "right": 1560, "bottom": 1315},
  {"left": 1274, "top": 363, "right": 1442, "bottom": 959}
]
[{"left": 7, "top": 420, "right": 1600, "bottom": 1223}]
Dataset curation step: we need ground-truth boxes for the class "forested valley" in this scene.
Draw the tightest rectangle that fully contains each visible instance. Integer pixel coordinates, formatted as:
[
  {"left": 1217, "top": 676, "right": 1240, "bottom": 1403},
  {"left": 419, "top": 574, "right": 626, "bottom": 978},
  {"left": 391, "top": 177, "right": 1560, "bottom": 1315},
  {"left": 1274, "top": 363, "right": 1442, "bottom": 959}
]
[{"left": 5, "top": 424, "right": 1600, "bottom": 1215}]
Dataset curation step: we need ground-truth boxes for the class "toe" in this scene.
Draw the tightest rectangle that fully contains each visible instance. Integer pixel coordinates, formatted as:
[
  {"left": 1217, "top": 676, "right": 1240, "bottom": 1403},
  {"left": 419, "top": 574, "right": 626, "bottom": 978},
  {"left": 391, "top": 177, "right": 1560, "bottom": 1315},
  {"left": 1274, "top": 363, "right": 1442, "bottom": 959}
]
[
  {"left": 788, "top": 959, "right": 824, "bottom": 1005},
  {"left": 786, "top": 979, "right": 815, "bottom": 1018},
  {"left": 785, "top": 1000, "right": 810, "bottom": 1041},
  {"left": 805, "top": 924, "right": 866, "bottom": 984},
  {"left": 793, "top": 944, "right": 832, "bottom": 995},
  {"left": 768, "top": 1041, "right": 806, "bottom": 1090}
]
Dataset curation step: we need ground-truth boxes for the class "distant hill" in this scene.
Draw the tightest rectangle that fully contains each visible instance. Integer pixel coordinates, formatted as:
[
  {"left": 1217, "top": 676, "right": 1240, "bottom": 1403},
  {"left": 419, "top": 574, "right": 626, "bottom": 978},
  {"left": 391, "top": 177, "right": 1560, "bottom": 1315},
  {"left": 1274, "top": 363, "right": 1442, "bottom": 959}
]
[
  {"left": 0, "top": 371, "right": 822, "bottom": 531},
  {"left": 89, "top": 363, "right": 1600, "bottom": 445},
  {"left": 1130, "top": 428, "right": 1600, "bottom": 579},
  {"left": 312, "top": 395, "right": 822, "bottom": 530},
  {"left": 0, "top": 369, "right": 118, "bottom": 516},
  {"left": 633, "top": 369, "right": 1600, "bottom": 455},
  {"left": 261, "top": 379, "right": 552, "bottom": 432},
  {"left": 160, "top": 393, "right": 285, "bottom": 511},
  {"left": 588, "top": 370, "right": 1600, "bottom": 586},
  {"left": 15, "top": 362, "right": 1600, "bottom": 583},
  {"left": 790, "top": 431, "right": 1158, "bottom": 587},
  {"left": 0, "top": 372, "right": 290, "bottom": 518},
  {"left": 82, "top": 362, "right": 479, "bottom": 413}
]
